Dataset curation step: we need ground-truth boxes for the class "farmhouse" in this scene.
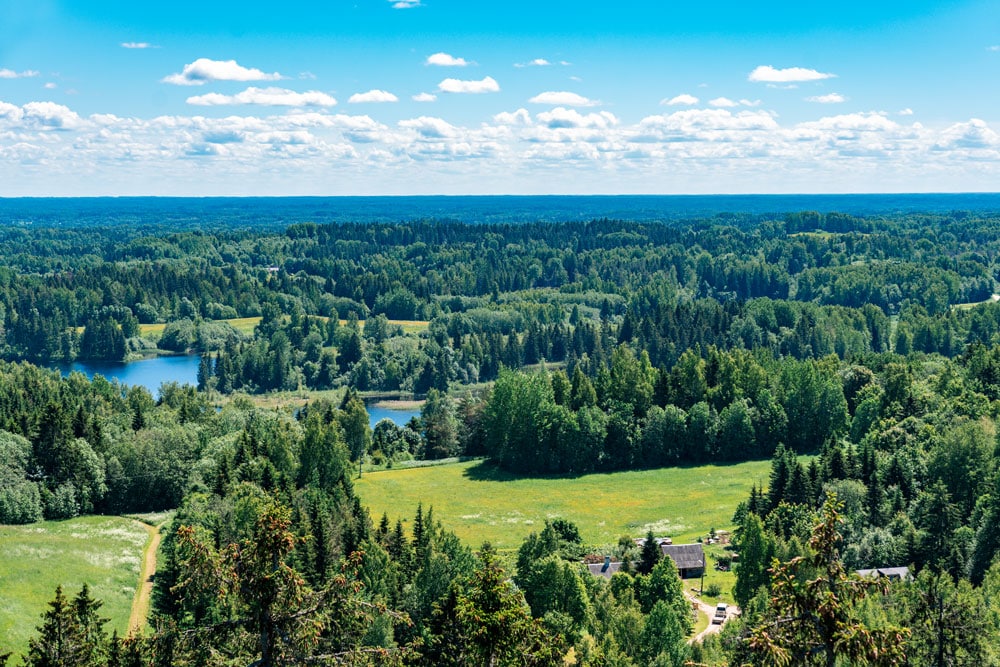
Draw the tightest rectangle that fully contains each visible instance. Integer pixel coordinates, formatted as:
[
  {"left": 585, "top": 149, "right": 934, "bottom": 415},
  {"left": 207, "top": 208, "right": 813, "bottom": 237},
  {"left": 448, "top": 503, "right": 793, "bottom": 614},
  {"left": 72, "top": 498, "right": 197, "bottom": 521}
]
[
  {"left": 587, "top": 556, "right": 627, "bottom": 579},
  {"left": 855, "top": 566, "right": 912, "bottom": 582},
  {"left": 661, "top": 543, "right": 705, "bottom": 578}
]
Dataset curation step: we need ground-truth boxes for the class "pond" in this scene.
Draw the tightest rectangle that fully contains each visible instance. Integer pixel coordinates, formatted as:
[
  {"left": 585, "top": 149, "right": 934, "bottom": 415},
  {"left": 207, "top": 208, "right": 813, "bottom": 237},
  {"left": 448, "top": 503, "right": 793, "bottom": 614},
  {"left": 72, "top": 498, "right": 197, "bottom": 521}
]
[
  {"left": 55, "top": 355, "right": 202, "bottom": 399},
  {"left": 367, "top": 403, "right": 421, "bottom": 429},
  {"left": 56, "top": 355, "right": 422, "bottom": 428}
]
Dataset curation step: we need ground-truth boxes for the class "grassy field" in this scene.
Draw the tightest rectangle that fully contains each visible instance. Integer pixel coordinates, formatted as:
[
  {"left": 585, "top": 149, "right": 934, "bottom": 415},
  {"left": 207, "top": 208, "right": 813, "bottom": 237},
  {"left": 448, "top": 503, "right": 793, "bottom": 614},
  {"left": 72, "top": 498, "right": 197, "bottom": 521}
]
[
  {"left": 355, "top": 459, "right": 770, "bottom": 551},
  {"left": 0, "top": 515, "right": 149, "bottom": 660},
  {"left": 137, "top": 316, "right": 429, "bottom": 339}
]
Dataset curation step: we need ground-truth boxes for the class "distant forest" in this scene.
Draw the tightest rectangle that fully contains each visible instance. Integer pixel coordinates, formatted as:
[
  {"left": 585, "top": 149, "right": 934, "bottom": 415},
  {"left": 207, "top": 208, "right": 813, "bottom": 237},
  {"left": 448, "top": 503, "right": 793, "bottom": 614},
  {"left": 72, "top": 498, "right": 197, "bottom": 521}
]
[{"left": 5, "top": 207, "right": 1000, "bottom": 665}]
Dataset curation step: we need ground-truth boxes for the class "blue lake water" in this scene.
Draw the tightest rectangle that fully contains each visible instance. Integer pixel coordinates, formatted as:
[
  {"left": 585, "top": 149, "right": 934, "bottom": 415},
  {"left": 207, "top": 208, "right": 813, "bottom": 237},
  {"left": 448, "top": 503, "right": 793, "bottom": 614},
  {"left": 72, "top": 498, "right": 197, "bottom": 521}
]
[
  {"left": 56, "top": 355, "right": 421, "bottom": 427},
  {"left": 56, "top": 355, "right": 201, "bottom": 398},
  {"left": 367, "top": 404, "right": 421, "bottom": 429}
]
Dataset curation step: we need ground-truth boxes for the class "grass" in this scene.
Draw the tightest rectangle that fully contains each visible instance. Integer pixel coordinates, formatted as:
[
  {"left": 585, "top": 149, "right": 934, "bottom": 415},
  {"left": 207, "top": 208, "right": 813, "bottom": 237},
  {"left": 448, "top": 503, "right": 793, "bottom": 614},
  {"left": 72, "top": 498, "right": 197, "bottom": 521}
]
[
  {"left": 136, "top": 316, "right": 428, "bottom": 340},
  {"left": 355, "top": 458, "right": 771, "bottom": 551},
  {"left": 0, "top": 515, "right": 149, "bottom": 661}
]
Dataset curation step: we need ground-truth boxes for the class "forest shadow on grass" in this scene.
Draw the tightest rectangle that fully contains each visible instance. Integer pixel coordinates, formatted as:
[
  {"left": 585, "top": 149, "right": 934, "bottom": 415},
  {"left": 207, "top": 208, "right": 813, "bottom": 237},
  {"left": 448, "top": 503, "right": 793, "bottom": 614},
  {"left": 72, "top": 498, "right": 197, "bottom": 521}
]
[{"left": 460, "top": 458, "right": 770, "bottom": 483}]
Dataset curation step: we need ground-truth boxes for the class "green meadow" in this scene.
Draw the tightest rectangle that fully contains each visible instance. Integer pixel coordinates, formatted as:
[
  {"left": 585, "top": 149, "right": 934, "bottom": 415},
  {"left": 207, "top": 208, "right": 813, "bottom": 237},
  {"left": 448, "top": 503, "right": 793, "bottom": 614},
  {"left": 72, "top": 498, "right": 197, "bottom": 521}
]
[
  {"left": 355, "top": 458, "right": 771, "bottom": 551},
  {"left": 0, "top": 515, "right": 149, "bottom": 661}
]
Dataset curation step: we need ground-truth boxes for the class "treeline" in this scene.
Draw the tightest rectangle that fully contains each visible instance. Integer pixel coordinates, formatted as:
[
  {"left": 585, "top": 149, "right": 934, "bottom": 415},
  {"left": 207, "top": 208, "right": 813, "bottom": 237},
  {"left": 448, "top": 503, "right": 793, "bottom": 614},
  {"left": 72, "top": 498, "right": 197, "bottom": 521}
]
[{"left": 2, "top": 210, "right": 1000, "bottom": 372}]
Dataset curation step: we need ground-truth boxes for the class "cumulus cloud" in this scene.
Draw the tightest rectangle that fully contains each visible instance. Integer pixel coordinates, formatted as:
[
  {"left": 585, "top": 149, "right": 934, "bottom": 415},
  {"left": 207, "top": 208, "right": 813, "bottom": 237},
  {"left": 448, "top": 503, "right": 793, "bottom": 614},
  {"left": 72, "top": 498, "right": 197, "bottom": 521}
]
[
  {"left": 899, "top": 108, "right": 914, "bottom": 116},
  {"left": 806, "top": 93, "right": 846, "bottom": 104},
  {"left": 186, "top": 87, "right": 337, "bottom": 107},
  {"left": 348, "top": 90, "right": 399, "bottom": 103},
  {"left": 399, "top": 116, "right": 457, "bottom": 138},
  {"left": 412, "top": 92, "right": 437, "bottom": 102},
  {"left": 748, "top": 65, "right": 835, "bottom": 83},
  {"left": 709, "top": 97, "right": 738, "bottom": 108},
  {"left": 163, "top": 58, "right": 283, "bottom": 85},
  {"left": 935, "top": 119, "right": 1000, "bottom": 150},
  {"left": 22, "top": 101, "right": 81, "bottom": 129},
  {"left": 0, "top": 69, "right": 39, "bottom": 79},
  {"left": 4, "top": 95, "right": 1000, "bottom": 195},
  {"left": 493, "top": 109, "right": 532, "bottom": 126},
  {"left": 426, "top": 53, "right": 470, "bottom": 67},
  {"left": 528, "top": 91, "right": 599, "bottom": 107},
  {"left": 661, "top": 94, "right": 699, "bottom": 106},
  {"left": 536, "top": 108, "right": 618, "bottom": 129},
  {"left": 437, "top": 76, "right": 499, "bottom": 94},
  {"left": 121, "top": 42, "right": 155, "bottom": 49}
]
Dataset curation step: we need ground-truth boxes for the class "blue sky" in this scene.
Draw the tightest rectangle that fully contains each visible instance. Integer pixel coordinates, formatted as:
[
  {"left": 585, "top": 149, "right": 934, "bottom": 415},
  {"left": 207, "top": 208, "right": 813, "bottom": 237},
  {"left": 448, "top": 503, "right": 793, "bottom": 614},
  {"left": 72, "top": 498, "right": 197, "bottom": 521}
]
[{"left": 0, "top": 0, "right": 998, "bottom": 195}]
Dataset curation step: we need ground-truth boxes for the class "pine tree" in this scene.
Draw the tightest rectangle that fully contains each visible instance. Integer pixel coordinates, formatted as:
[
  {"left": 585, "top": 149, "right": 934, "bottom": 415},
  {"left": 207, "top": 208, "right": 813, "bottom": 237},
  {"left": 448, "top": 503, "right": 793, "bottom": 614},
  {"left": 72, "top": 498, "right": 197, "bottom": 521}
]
[{"left": 638, "top": 528, "right": 661, "bottom": 575}]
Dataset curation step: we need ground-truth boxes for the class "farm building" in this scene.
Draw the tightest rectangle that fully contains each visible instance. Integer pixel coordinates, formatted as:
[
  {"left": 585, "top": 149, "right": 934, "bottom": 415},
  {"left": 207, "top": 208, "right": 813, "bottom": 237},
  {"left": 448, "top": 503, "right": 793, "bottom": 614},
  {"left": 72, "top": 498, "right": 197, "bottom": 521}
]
[
  {"left": 856, "top": 566, "right": 912, "bottom": 582},
  {"left": 587, "top": 556, "right": 627, "bottom": 579},
  {"left": 661, "top": 543, "right": 705, "bottom": 578}
]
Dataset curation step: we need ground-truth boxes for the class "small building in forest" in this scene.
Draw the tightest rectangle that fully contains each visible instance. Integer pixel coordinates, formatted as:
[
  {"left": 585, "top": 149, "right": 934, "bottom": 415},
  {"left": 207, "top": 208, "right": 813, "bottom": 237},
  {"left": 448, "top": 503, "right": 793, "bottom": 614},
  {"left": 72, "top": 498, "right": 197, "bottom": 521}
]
[
  {"left": 855, "top": 566, "right": 912, "bottom": 582},
  {"left": 587, "top": 556, "right": 626, "bottom": 579},
  {"left": 661, "top": 543, "right": 706, "bottom": 578}
]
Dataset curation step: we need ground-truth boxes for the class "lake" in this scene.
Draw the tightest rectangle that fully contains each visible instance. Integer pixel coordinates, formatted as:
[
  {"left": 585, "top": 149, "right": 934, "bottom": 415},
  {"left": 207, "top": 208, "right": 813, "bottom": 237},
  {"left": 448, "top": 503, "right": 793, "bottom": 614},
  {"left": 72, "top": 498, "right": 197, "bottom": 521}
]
[
  {"left": 56, "top": 355, "right": 201, "bottom": 398},
  {"left": 367, "top": 403, "right": 421, "bottom": 429},
  {"left": 56, "top": 355, "right": 422, "bottom": 427}
]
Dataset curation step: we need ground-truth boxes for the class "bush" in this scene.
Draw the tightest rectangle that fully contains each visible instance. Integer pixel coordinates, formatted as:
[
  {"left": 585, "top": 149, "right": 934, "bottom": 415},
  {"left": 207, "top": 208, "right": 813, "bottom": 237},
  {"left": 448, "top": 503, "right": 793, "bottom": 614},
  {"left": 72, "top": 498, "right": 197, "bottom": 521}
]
[
  {"left": 159, "top": 319, "right": 198, "bottom": 351},
  {"left": 45, "top": 483, "right": 80, "bottom": 520},
  {"left": 704, "top": 583, "right": 721, "bottom": 597},
  {"left": 0, "top": 481, "right": 43, "bottom": 523}
]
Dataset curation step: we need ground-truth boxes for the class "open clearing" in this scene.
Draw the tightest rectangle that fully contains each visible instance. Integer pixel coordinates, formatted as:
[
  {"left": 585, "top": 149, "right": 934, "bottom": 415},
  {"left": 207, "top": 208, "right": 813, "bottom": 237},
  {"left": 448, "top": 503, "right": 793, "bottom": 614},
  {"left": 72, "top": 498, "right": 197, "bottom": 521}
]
[
  {"left": 138, "top": 316, "right": 429, "bottom": 339},
  {"left": 354, "top": 458, "right": 770, "bottom": 550},
  {"left": 0, "top": 515, "right": 148, "bottom": 660}
]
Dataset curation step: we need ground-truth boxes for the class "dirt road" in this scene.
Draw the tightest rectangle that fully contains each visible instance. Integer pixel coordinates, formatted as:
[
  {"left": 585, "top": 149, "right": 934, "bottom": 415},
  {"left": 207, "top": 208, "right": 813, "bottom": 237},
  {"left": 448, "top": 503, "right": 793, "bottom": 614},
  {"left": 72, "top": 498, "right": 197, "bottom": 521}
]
[
  {"left": 687, "top": 591, "right": 738, "bottom": 643},
  {"left": 128, "top": 520, "right": 164, "bottom": 635}
]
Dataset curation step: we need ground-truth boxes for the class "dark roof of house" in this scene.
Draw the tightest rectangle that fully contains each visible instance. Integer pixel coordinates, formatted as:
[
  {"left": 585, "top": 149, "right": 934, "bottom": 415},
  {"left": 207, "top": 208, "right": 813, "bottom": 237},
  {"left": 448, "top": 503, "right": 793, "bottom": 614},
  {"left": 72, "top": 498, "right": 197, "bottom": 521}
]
[
  {"left": 856, "top": 566, "right": 912, "bottom": 581},
  {"left": 587, "top": 561, "right": 626, "bottom": 579},
  {"left": 661, "top": 543, "right": 705, "bottom": 570}
]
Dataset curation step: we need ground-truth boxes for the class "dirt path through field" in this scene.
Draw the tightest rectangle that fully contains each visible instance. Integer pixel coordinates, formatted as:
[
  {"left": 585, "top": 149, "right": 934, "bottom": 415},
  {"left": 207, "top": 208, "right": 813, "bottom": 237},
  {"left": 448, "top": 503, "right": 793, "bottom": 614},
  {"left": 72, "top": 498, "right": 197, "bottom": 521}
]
[
  {"left": 128, "top": 520, "right": 164, "bottom": 635},
  {"left": 687, "top": 591, "right": 738, "bottom": 643}
]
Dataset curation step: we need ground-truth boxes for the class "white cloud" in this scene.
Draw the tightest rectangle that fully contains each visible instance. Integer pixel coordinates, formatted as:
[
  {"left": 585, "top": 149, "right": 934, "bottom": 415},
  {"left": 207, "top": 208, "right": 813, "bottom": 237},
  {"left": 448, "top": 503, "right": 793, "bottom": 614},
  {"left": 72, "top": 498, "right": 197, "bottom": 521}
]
[
  {"left": 899, "top": 108, "right": 914, "bottom": 116},
  {"left": 528, "top": 91, "right": 599, "bottom": 107},
  {"left": 437, "top": 76, "right": 500, "bottom": 94},
  {"left": 515, "top": 58, "right": 551, "bottom": 68},
  {"left": 391, "top": 0, "right": 421, "bottom": 7},
  {"left": 0, "top": 69, "right": 39, "bottom": 79},
  {"left": 709, "top": 97, "right": 738, "bottom": 108},
  {"left": 739, "top": 99, "right": 762, "bottom": 107},
  {"left": 536, "top": 108, "right": 618, "bottom": 129},
  {"left": 661, "top": 94, "right": 699, "bottom": 106},
  {"left": 935, "top": 119, "right": 1000, "bottom": 150},
  {"left": 748, "top": 65, "right": 835, "bottom": 83},
  {"left": 412, "top": 92, "right": 437, "bottom": 102},
  {"left": 44, "top": 82, "right": 57, "bottom": 90},
  {"left": 4, "top": 95, "right": 1000, "bottom": 196},
  {"left": 806, "top": 93, "right": 847, "bottom": 104},
  {"left": 797, "top": 112, "right": 898, "bottom": 133},
  {"left": 426, "top": 53, "right": 470, "bottom": 67},
  {"left": 988, "top": 45, "right": 1000, "bottom": 52},
  {"left": 348, "top": 89, "right": 399, "bottom": 103},
  {"left": 399, "top": 116, "right": 457, "bottom": 138},
  {"left": 493, "top": 109, "right": 532, "bottom": 126},
  {"left": 186, "top": 87, "right": 337, "bottom": 107},
  {"left": 121, "top": 42, "right": 155, "bottom": 49},
  {"left": 22, "top": 101, "right": 81, "bottom": 129},
  {"left": 163, "top": 58, "right": 283, "bottom": 86}
]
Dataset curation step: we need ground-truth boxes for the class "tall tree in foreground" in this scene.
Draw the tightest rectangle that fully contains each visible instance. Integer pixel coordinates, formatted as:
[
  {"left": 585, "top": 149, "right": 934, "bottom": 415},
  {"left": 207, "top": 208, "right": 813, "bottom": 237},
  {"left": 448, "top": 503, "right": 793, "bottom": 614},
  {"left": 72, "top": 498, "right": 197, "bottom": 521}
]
[
  {"left": 167, "top": 499, "right": 411, "bottom": 666},
  {"left": 748, "top": 495, "right": 908, "bottom": 667},
  {"left": 442, "top": 544, "right": 565, "bottom": 667},
  {"left": 26, "top": 584, "right": 108, "bottom": 667}
]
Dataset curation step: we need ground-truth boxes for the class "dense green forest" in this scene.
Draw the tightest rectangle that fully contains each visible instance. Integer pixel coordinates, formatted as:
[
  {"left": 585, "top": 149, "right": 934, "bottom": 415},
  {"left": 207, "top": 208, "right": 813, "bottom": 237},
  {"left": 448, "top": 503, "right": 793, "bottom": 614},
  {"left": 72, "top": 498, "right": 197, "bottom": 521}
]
[{"left": 5, "top": 209, "right": 1000, "bottom": 665}]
